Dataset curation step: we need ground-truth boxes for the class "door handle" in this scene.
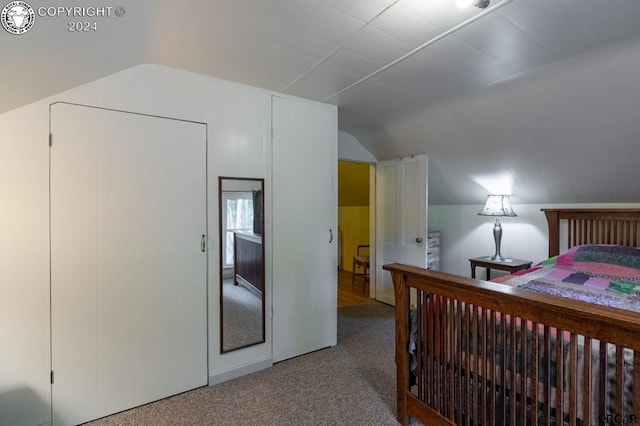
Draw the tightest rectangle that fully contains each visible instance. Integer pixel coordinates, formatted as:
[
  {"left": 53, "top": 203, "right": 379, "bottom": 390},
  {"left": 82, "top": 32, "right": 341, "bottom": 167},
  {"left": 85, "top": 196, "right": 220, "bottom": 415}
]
[
  {"left": 329, "top": 229, "right": 333, "bottom": 244},
  {"left": 201, "top": 234, "right": 206, "bottom": 252},
  {"left": 416, "top": 237, "right": 423, "bottom": 244}
]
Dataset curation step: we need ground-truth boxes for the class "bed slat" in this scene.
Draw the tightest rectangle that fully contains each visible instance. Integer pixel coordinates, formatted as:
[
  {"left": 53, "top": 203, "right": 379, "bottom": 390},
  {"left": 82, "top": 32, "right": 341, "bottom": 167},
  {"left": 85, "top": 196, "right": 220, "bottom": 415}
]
[
  {"left": 556, "top": 328, "right": 564, "bottom": 424},
  {"left": 509, "top": 316, "right": 517, "bottom": 425},
  {"left": 615, "top": 346, "right": 624, "bottom": 417},
  {"left": 455, "top": 302, "right": 460, "bottom": 422},
  {"left": 599, "top": 343, "right": 607, "bottom": 419},
  {"left": 531, "top": 321, "right": 539, "bottom": 426},
  {"left": 520, "top": 320, "right": 527, "bottom": 424},
  {"left": 448, "top": 298, "right": 455, "bottom": 421},
  {"left": 464, "top": 303, "right": 471, "bottom": 426},
  {"left": 543, "top": 326, "right": 551, "bottom": 425},
  {"left": 500, "top": 313, "right": 507, "bottom": 426},
  {"left": 489, "top": 309, "right": 496, "bottom": 425},
  {"left": 481, "top": 307, "right": 488, "bottom": 425},
  {"left": 568, "top": 333, "right": 577, "bottom": 426},
  {"left": 583, "top": 337, "right": 592, "bottom": 425},
  {"left": 634, "top": 351, "right": 640, "bottom": 420}
]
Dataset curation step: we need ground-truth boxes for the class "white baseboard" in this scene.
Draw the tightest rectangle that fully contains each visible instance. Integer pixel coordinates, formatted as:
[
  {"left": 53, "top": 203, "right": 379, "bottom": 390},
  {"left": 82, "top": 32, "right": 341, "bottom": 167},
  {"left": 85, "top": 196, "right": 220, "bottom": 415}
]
[
  {"left": 208, "top": 357, "right": 273, "bottom": 385},
  {"left": 235, "top": 275, "right": 262, "bottom": 297}
]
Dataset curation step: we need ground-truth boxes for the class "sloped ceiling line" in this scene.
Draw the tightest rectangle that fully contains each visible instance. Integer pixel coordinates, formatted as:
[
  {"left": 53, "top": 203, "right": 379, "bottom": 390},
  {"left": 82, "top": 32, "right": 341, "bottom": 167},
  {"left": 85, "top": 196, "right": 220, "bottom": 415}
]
[
  {"left": 279, "top": 0, "right": 403, "bottom": 93},
  {"left": 321, "top": 0, "right": 515, "bottom": 102}
]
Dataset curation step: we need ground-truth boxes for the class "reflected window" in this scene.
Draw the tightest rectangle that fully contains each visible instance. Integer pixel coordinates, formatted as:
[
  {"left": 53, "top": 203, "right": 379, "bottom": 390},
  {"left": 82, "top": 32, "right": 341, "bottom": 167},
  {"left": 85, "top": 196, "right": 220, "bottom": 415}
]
[{"left": 222, "top": 192, "right": 253, "bottom": 268}]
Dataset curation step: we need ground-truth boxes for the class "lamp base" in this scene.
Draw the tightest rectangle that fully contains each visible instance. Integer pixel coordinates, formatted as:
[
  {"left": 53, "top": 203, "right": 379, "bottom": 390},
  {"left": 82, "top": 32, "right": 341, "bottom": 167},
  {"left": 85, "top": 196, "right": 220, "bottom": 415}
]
[{"left": 491, "top": 218, "right": 506, "bottom": 261}]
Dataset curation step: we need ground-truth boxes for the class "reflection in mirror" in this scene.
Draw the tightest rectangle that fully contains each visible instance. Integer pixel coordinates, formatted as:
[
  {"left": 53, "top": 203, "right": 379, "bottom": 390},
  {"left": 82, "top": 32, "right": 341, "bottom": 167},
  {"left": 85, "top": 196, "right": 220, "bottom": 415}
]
[{"left": 219, "top": 177, "right": 265, "bottom": 353}]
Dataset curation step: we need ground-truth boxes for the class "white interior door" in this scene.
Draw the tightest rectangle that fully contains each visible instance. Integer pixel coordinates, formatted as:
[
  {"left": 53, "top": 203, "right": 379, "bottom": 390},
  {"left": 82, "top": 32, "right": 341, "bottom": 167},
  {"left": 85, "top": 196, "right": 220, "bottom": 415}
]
[
  {"left": 272, "top": 96, "right": 337, "bottom": 363},
  {"left": 50, "top": 104, "right": 208, "bottom": 425},
  {"left": 375, "top": 155, "right": 428, "bottom": 306}
]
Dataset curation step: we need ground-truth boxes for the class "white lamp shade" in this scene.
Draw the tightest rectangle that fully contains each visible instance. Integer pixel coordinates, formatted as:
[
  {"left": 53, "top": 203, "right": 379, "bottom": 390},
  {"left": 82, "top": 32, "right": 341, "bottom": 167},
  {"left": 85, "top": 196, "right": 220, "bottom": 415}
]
[{"left": 478, "top": 195, "right": 517, "bottom": 217}]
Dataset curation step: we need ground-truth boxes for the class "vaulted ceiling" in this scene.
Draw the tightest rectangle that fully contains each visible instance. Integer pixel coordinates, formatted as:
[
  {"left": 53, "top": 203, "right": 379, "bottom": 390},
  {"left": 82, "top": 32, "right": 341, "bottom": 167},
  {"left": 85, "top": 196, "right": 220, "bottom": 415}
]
[{"left": 2, "top": 0, "right": 640, "bottom": 204}]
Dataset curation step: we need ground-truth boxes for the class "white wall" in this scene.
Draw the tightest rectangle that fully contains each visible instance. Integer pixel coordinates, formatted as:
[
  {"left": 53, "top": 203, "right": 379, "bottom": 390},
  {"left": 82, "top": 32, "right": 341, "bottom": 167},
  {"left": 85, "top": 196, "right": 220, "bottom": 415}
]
[
  {"left": 429, "top": 202, "right": 640, "bottom": 280},
  {"left": 338, "top": 130, "right": 376, "bottom": 163},
  {"left": 0, "top": 103, "right": 51, "bottom": 426},
  {"left": 0, "top": 64, "right": 336, "bottom": 425}
]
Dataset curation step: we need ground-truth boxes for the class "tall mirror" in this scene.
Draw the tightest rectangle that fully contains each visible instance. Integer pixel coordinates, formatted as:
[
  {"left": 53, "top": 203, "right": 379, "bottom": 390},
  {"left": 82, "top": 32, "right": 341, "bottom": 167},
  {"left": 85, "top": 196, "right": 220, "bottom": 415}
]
[{"left": 219, "top": 177, "right": 265, "bottom": 353}]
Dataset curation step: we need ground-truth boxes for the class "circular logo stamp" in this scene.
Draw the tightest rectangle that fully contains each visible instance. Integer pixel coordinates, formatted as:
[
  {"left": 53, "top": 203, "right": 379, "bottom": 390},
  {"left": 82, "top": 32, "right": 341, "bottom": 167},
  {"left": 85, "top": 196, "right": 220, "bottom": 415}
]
[{"left": 1, "top": 1, "right": 35, "bottom": 35}]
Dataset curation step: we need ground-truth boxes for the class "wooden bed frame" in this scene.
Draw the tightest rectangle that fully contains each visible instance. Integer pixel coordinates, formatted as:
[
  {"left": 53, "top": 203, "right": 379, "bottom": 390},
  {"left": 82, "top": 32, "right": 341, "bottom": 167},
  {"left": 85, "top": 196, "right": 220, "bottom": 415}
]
[{"left": 384, "top": 208, "right": 640, "bottom": 425}]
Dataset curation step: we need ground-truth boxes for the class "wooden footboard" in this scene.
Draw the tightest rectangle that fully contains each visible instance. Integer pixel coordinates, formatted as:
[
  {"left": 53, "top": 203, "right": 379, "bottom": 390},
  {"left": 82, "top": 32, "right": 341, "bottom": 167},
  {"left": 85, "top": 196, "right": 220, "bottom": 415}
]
[{"left": 384, "top": 264, "right": 640, "bottom": 426}]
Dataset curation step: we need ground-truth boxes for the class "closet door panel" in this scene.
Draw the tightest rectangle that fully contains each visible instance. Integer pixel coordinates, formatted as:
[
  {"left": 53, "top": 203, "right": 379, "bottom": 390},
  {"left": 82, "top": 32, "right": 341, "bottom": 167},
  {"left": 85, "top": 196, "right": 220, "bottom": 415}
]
[
  {"left": 50, "top": 104, "right": 207, "bottom": 425},
  {"left": 272, "top": 96, "right": 337, "bottom": 363}
]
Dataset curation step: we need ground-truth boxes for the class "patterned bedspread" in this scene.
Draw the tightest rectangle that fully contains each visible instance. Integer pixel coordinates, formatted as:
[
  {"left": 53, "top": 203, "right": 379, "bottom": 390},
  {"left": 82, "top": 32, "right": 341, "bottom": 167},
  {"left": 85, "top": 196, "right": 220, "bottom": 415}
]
[
  {"left": 492, "top": 244, "right": 640, "bottom": 420},
  {"left": 409, "top": 245, "right": 639, "bottom": 423},
  {"left": 495, "top": 244, "right": 640, "bottom": 313}
]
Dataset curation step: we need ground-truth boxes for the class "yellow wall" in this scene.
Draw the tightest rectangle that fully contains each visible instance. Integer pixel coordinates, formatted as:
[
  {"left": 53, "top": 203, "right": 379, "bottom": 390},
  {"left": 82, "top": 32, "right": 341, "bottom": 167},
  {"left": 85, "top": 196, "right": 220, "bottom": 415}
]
[
  {"left": 338, "top": 161, "right": 369, "bottom": 206},
  {"left": 339, "top": 207, "right": 369, "bottom": 271},
  {"left": 338, "top": 161, "right": 370, "bottom": 271}
]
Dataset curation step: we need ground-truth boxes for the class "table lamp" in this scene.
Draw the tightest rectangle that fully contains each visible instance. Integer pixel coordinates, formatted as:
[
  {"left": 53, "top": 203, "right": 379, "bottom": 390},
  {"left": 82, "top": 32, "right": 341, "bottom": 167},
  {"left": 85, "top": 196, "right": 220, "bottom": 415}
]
[{"left": 478, "top": 194, "right": 517, "bottom": 261}]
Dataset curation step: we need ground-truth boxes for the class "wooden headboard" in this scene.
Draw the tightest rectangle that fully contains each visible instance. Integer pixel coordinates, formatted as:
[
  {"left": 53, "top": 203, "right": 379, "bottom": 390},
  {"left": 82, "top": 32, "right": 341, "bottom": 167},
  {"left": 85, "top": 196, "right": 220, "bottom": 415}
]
[{"left": 542, "top": 208, "right": 640, "bottom": 257}]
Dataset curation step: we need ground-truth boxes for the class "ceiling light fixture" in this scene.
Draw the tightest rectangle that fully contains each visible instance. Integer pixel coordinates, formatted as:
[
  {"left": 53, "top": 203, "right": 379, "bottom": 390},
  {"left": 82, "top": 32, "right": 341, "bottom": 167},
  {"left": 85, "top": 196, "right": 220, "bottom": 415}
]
[{"left": 456, "top": 0, "right": 490, "bottom": 8}]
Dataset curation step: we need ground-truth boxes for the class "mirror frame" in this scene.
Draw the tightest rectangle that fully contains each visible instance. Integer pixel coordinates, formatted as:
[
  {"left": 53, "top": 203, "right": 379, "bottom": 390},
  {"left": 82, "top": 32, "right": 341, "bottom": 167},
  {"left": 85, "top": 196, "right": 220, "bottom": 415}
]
[{"left": 219, "top": 176, "right": 266, "bottom": 354}]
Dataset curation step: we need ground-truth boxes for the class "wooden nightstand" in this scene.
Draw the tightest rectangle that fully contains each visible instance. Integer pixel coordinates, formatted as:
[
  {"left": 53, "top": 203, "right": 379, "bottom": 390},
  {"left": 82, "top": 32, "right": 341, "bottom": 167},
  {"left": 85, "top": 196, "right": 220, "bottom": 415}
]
[{"left": 469, "top": 257, "right": 533, "bottom": 280}]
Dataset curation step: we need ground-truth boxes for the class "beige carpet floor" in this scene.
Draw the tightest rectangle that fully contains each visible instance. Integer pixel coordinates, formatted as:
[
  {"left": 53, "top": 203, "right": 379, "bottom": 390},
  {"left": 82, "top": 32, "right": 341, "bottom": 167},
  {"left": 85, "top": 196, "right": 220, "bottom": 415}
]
[{"left": 85, "top": 300, "right": 401, "bottom": 426}]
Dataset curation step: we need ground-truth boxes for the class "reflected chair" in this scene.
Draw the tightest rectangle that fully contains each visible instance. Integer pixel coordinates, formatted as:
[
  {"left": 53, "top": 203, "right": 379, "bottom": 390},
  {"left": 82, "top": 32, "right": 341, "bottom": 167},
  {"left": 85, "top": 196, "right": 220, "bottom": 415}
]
[{"left": 352, "top": 244, "right": 370, "bottom": 290}]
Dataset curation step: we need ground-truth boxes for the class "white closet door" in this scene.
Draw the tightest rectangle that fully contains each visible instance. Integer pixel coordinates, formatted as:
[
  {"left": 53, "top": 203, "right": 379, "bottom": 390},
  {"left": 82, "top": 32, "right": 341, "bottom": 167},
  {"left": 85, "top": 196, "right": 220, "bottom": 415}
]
[
  {"left": 375, "top": 155, "right": 428, "bottom": 306},
  {"left": 272, "top": 96, "right": 337, "bottom": 363},
  {"left": 50, "top": 104, "right": 207, "bottom": 425}
]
